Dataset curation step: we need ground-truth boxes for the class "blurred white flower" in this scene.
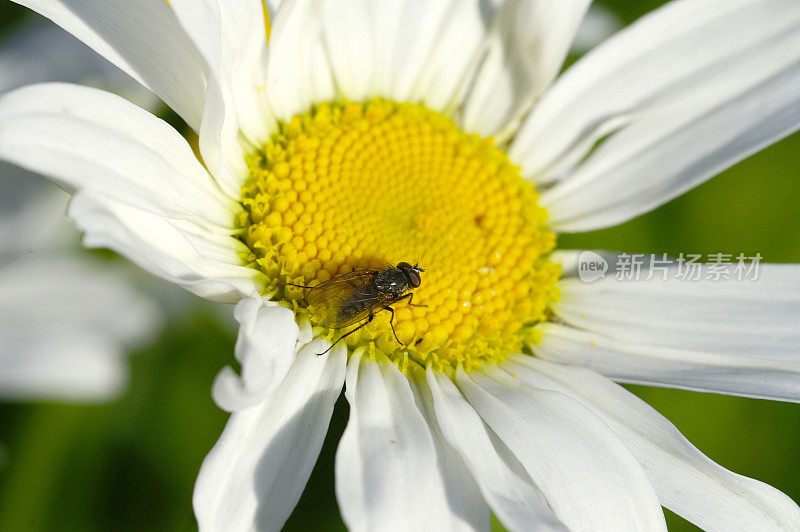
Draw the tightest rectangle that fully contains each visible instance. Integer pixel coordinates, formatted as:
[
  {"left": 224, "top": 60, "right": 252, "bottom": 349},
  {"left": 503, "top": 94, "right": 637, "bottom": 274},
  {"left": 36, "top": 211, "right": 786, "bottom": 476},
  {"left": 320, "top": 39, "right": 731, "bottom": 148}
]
[{"left": 0, "top": 173, "right": 162, "bottom": 401}]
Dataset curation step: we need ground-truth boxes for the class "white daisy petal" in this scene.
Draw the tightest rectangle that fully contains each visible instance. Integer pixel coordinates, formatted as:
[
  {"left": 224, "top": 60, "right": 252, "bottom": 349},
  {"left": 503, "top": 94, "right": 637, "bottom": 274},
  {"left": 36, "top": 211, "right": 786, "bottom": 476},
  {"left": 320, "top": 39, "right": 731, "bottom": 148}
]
[
  {"left": 0, "top": 83, "right": 237, "bottom": 225},
  {"left": 211, "top": 0, "right": 274, "bottom": 146},
  {"left": 335, "top": 353, "right": 440, "bottom": 531},
  {"left": 321, "top": 0, "right": 485, "bottom": 109},
  {"left": 0, "top": 16, "right": 160, "bottom": 111},
  {"left": 192, "top": 89, "right": 249, "bottom": 202},
  {"left": 460, "top": 0, "right": 591, "bottom": 141},
  {"left": 194, "top": 340, "right": 346, "bottom": 532},
  {"left": 536, "top": 322, "right": 800, "bottom": 403},
  {"left": 167, "top": 0, "right": 273, "bottom": 196},
  {"left": 321, "top": 0, "right": 374, "bottom": 101},
  {"left": 407, "top": 366, "right": 490, "bottom": 531},
  {"left": 513, "top": 0, "right": 800, "bottom": 181},
  {"left": 0, "top": 82, "right": 261, "bottom": 302},
  {"left": 367, "top": 0, "right": 461, "bottom": 104},
  {"left": 511, "top": 0, "right": 800, "bottom": 232},
  {"left": 545, "top": 261, "right": 800, "bottom": 401},
  {"left": 556, "top": 262, "right": 800, "bottom": 359},
  {"left": 265, "top": 0, "right": 333, "bottom": 121},
  {"left": 13, "top": 0, "right": 207, "bottom": 129},
  {"left": 320, "top": 0, "right": 483, "bottom": 107},
  {"left": 212, "top": 294, "right": 299, "bottom": 412},
  {"left": 503, "top": 356, "right": 800, "bottom": 530},
  {"left": 426, "top": 368, "right": 566, "bottom": 531},
  {"left": 457, "top": 367, "right": 666, "bottom": 531},
  {"left": 408, "top": 0, "right": 487, "bottom": 113},
  {"left": 543, "top": 58, "right": 800, "bottom": 232},
  {"left": 308, "top": 39, "right": 337, "bottom": 105},
  {"left": 68, "top": 192, "right": 262, "bottom": 303},
  {"left": 0, "top": 257, "right": 160, "bottom": 402}
]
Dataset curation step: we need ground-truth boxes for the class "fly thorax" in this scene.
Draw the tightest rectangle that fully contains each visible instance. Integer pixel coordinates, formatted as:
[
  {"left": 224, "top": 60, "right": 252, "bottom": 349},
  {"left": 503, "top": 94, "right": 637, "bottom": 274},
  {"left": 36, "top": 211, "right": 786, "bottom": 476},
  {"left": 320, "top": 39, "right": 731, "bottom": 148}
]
[
  {"left": 237, "top": 99, "right": 560, "bottom": 373},
  {"left": 374, "top": 270, "right": 407, "bottom": 294}
]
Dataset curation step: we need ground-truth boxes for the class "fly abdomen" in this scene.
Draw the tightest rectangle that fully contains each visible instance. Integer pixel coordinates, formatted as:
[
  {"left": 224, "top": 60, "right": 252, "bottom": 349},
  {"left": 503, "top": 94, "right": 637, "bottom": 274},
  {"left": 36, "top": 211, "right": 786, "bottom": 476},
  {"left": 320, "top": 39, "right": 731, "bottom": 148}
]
[{"left": 337, "top": 285, "right": 378, "bottom": 323}]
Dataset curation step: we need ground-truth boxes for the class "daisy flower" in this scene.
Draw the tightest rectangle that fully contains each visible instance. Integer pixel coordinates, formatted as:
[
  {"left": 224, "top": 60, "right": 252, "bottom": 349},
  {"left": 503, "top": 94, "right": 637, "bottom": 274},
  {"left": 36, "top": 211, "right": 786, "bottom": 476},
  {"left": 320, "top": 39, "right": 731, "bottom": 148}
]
[{"left": 1, "top": 0, "right": 799, "bottom": 529}]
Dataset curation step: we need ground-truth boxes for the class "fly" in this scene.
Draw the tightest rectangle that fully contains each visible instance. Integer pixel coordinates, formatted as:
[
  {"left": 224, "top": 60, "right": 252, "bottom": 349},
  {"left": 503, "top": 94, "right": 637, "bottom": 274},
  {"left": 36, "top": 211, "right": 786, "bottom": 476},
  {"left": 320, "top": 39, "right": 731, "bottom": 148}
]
[{"left": 290, "top": 262, "right": 425, "bottom": 355}]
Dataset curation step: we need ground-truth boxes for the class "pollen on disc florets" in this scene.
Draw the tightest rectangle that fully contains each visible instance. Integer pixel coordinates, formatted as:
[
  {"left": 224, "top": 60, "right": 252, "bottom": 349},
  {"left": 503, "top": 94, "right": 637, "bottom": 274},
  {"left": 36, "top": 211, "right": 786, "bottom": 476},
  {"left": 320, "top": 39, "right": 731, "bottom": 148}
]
[{"left": 237, "top": 98, "right": 560, "bottom": 372}]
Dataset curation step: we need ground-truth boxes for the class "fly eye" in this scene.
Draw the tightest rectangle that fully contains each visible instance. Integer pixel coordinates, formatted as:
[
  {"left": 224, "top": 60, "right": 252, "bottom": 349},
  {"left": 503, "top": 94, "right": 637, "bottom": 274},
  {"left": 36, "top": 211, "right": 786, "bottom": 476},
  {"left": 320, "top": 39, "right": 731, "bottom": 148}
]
[
  {"left": 408, "top": 269, "right": 421, "bottom": 288},
  {"left": 397, "top": 261, "right": 412, "bottom": 270}
]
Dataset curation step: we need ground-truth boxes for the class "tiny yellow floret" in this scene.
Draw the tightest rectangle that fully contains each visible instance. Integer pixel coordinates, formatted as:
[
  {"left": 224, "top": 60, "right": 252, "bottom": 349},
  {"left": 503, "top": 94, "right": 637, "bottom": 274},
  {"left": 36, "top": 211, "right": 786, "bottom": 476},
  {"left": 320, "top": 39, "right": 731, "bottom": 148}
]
[{"left": 238, "top": 99, "right": 560, "bottom": 371}]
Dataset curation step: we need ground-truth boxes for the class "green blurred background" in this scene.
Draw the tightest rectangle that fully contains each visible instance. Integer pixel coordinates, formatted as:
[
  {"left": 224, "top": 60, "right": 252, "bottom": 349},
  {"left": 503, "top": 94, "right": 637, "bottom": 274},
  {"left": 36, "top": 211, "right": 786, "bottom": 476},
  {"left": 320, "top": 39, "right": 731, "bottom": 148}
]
[{"left": 0, "top": 1, "right": 798, "bottom": 530}]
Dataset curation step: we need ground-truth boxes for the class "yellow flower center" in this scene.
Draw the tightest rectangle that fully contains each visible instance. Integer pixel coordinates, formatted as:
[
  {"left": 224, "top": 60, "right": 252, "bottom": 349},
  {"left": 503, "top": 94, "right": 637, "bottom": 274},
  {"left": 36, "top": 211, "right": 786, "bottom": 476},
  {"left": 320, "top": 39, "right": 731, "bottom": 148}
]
[{"left": 238, "top": 99, "right": 559, "bottom": 371}]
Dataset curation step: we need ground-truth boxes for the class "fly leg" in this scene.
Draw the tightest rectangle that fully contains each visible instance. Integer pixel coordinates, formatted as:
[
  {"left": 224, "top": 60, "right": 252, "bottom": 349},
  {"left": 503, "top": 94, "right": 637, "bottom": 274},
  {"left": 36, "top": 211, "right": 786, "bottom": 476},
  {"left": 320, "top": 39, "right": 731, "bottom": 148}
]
[
  {"left": 285, "top": 282, "right": 315, "bottom": 305},
  {"left": 404, "top": 292, "right": 427, "bottom": 308},
  {"left": 286, "top": 282, "right": 315, "bottom": 288},
  {"left": 318, "top": 292, "right": 423, "bottom": 355},
  {"left": 317, "top": 314, "right": 375, "bottom": 356},
  {"left": 389, "top": 293, "right": 425, "bottom": 347},
  {"left": 394, "top": 292, "right": 427, "bottom": 308},
  {"left": 382, "top": 305, "right": 403, "bottom": 346}
]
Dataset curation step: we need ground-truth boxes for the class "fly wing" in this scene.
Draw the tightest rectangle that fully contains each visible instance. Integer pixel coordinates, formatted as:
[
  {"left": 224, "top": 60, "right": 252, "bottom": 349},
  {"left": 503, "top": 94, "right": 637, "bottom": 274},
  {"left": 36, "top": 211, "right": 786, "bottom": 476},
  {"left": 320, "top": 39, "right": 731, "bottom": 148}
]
[
  {"left": 305, "top": 270, "right": 377, "bottom": 305},
  {"left": 306, "top": 270, "right": 379, "bottom": 328},
  {"left": 327, "top": 285, "right": 400, "bottom": 328}
]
